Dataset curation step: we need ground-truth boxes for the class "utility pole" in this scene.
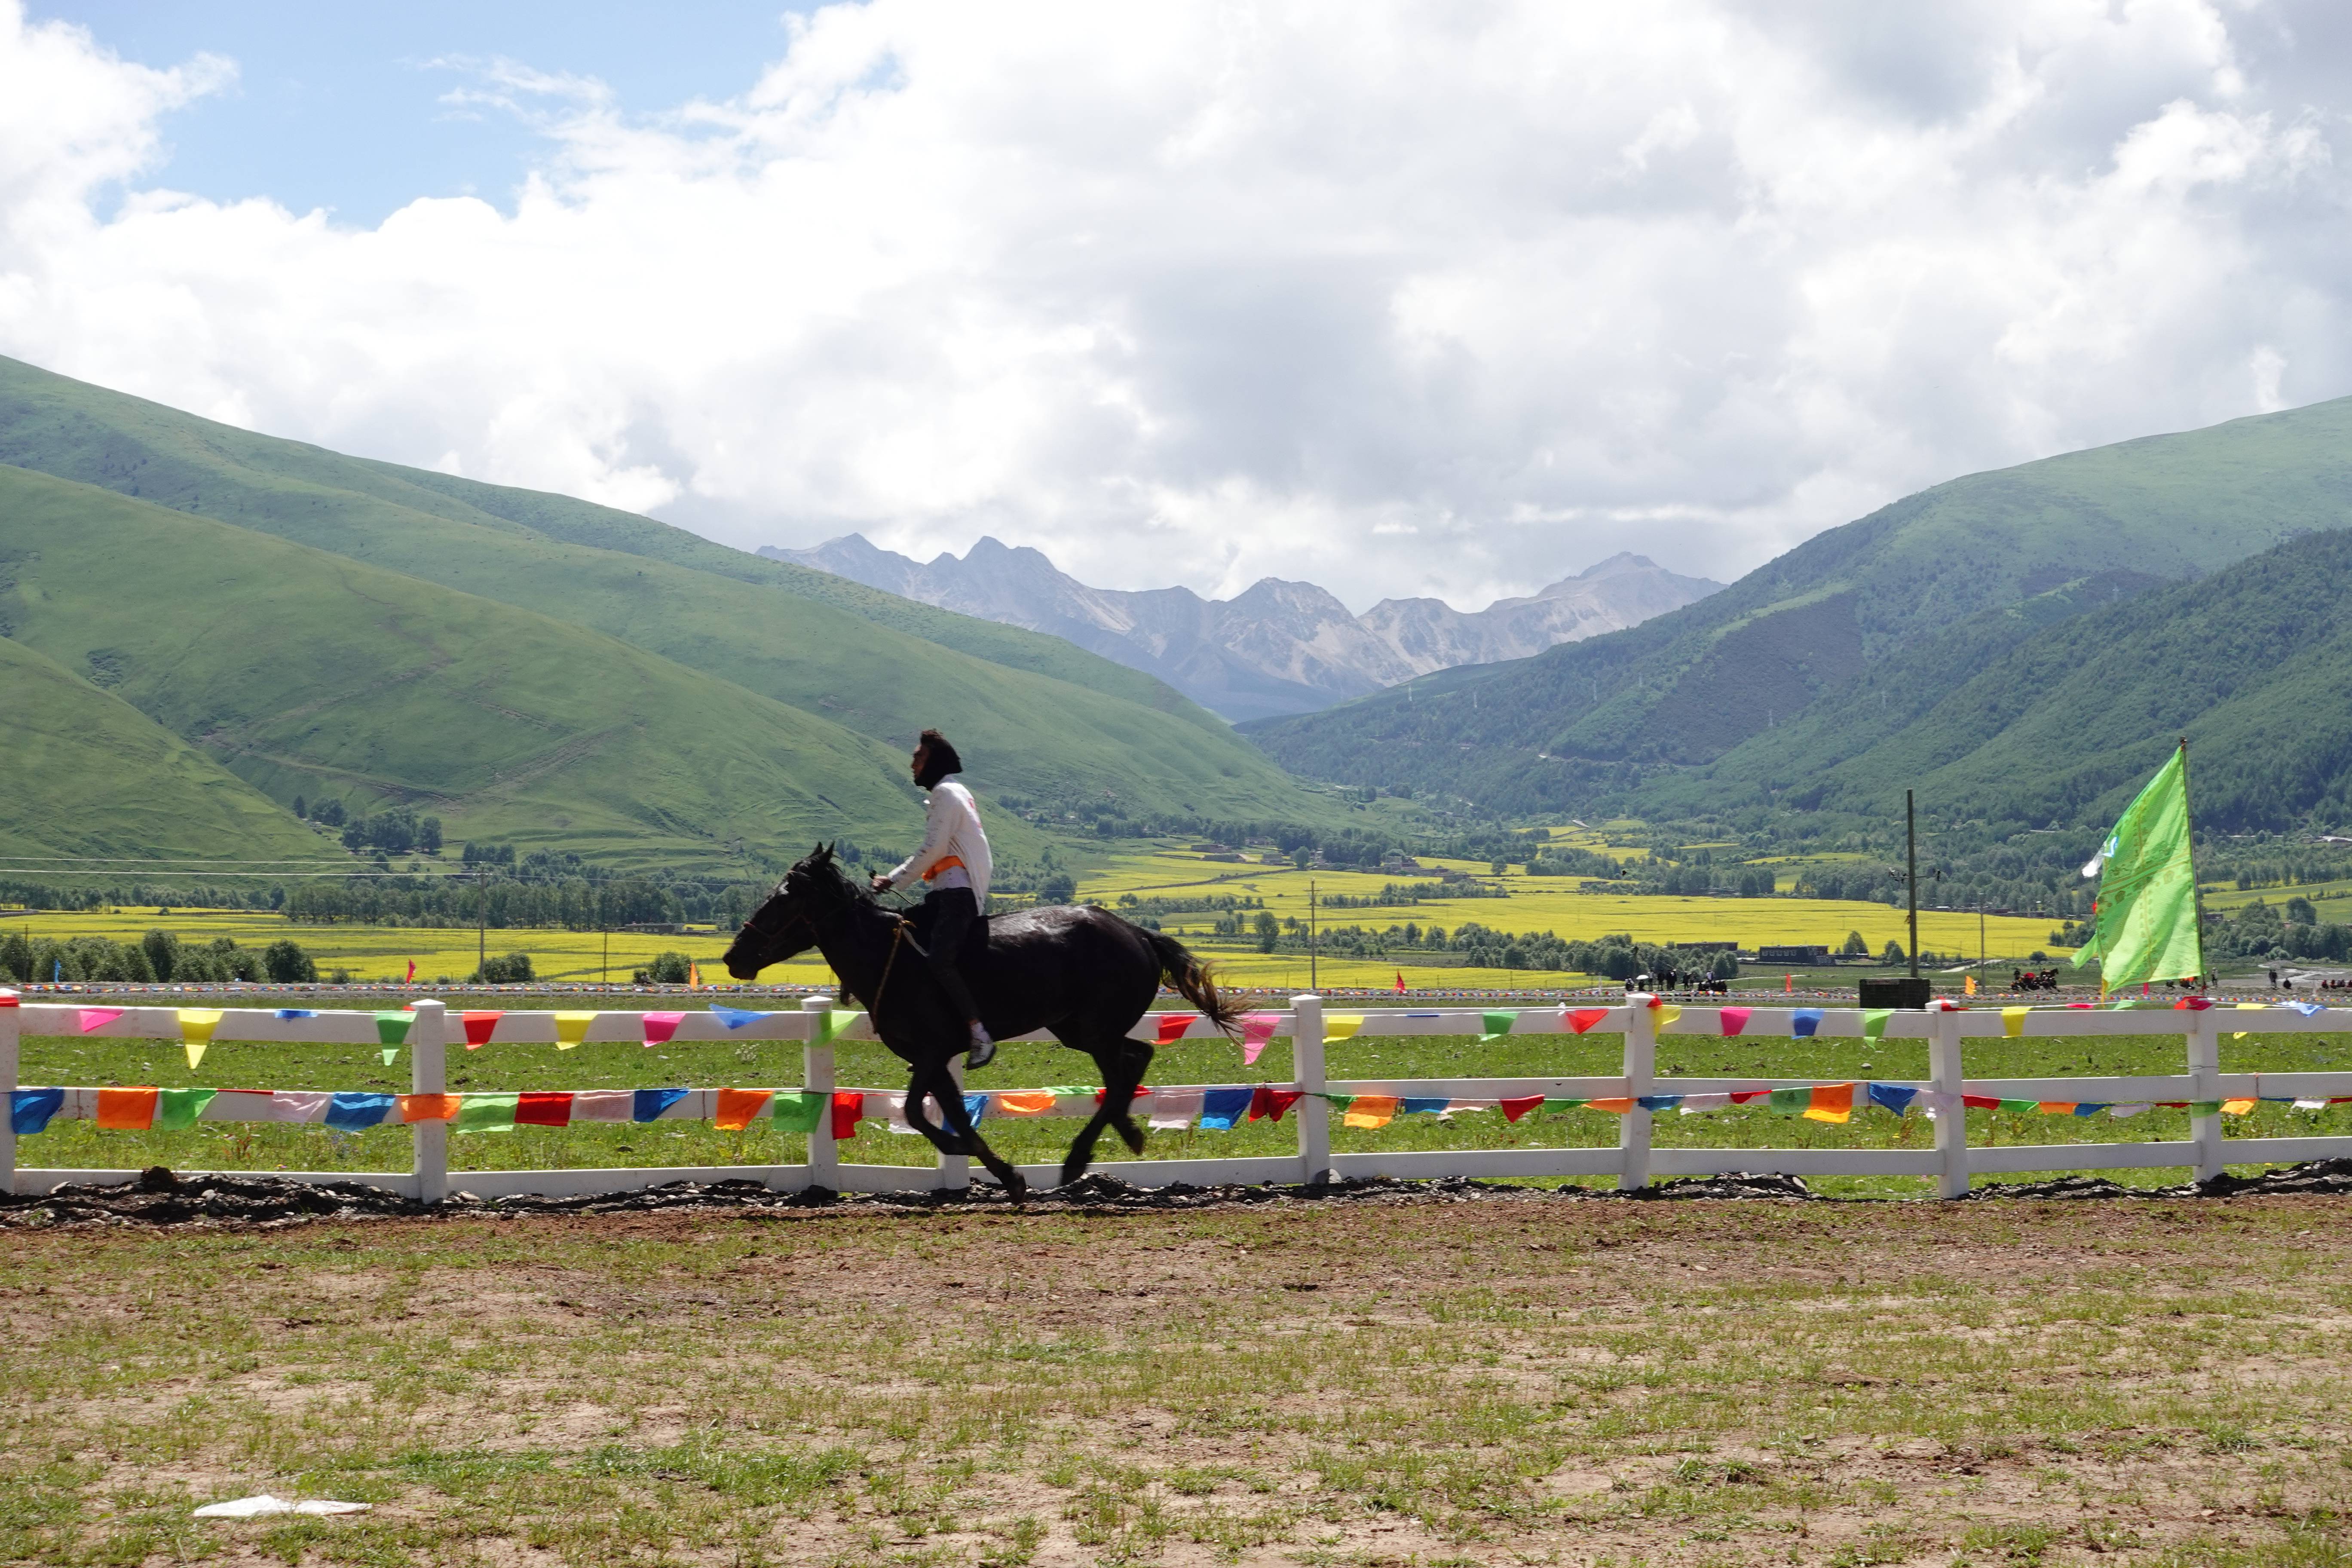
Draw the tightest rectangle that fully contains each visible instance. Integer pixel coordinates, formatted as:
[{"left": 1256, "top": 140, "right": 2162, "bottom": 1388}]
[
  {"left": 1906, "top": 789, "right": 1920, "bottom": 980},
  {"left": 477, "top": 868, "right": 488, "bottom": 980},
  {"left": 1978, "top": 902, "right": 1986, "bottom": 977},
  {"left": 1309, "top": 879, "right": 1319, "bottom": 993}
]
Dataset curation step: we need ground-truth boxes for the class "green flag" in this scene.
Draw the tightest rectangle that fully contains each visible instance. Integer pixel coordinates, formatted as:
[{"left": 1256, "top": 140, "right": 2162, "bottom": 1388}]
[{"left": 2073, "top": 746, "right": 2203, "bottom": 990}]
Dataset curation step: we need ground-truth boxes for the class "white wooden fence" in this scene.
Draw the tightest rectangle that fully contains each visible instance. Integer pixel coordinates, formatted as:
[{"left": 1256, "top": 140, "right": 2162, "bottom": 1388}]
[{"left": 4, "top": 995, "right": 2349, "bottom": 1201}]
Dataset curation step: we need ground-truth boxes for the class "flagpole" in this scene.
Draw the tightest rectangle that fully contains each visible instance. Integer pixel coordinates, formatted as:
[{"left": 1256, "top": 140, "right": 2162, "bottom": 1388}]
[{"left": 2180, "top": 735, "right": 2207, "bottom": 987}]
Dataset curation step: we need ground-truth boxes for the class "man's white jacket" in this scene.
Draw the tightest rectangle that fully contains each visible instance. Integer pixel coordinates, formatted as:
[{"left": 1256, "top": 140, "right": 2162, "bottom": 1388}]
[{"left": 885, "top": 780, "right": 992, "bottom": 903}]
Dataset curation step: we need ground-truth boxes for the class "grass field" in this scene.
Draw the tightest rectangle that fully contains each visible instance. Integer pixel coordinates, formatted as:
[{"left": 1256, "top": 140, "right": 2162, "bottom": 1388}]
[
  {"left": 16, "top": 1011, "right": 2349, "bottom": 1197},
  {"left": 5, "top": 1197, "right": 2349, "bottom": 1566}
]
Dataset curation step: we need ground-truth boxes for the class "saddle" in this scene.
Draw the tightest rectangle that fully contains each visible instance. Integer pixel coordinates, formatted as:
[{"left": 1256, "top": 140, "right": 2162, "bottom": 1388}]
[{"left": 901, "top": 898, "right": 993, "bottom": 964}]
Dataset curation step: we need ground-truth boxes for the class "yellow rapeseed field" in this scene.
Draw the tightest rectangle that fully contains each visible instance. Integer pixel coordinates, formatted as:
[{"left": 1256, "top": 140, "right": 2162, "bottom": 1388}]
[{"left": 10, "top": 837, "right": 2069, "bottom": 995}]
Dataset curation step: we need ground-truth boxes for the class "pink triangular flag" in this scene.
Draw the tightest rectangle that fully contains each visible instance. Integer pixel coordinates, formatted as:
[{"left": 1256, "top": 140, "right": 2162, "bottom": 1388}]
[
  {"left": 1719, "top": 1007, "right": 1751, "bottom": 1037},
  {"left": 642, "top": 1011, "right": 687, "bottom": 1046},
  {"left": 1241, "top": 1013, "right": 1279, "bottom": 1066},
  {"left": 78, "top": 1008, "right": 125, "bottom": 1033}
]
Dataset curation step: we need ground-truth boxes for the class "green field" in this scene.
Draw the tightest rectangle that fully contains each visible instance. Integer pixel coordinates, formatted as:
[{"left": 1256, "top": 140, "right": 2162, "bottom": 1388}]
[{"left": 15, "top": 1004, "right": 2344, "bottom": 1197}]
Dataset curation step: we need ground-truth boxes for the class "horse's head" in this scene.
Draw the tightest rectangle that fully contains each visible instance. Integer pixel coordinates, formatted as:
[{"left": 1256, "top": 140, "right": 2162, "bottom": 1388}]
[{"left": 723, "top": 842, "right": 864, "bottom": 979}]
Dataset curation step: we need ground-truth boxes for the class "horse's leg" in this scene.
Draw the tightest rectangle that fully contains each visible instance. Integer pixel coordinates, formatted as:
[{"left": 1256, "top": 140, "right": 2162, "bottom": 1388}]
[
  {"left": 899, "top": 1062, "right": 966, "bottom": 1159},
  {"left": 923, "top": 1063, "right": 1028, "bottom": 1203},
  {"left": 1104, "top": 1039, "right": 1152, "bottom": 1156},
  {"left": 1058, "top": 1036, "right": 1153, "bottom": 1186}
]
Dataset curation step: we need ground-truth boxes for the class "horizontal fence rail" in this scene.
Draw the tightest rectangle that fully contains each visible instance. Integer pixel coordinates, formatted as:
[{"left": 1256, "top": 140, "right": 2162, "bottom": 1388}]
[{"left": 3, "top": 992, "right": 2349, "bottom": 1201}]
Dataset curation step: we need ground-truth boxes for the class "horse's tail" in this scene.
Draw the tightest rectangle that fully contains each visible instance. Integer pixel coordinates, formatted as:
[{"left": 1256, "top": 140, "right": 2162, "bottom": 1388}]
[{"left": 1141, "top": 926, "right": 1240, "bottom": 1035}]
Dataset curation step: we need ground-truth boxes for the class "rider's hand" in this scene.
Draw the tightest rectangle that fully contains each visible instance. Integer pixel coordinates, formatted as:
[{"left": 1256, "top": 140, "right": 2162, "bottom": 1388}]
[{"left": 869, "top": 873, "right": 891, "bottom": 892}]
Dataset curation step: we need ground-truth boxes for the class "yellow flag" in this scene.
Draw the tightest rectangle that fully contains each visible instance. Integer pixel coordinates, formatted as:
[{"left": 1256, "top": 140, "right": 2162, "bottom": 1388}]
[
  {"left": 2002, "top": 1007, "right": 2029, "bottom": 1038},
  {"left": 554, "top": 1011, "right": 595, "bottom": 1050},
  {"left": 178, "top": 1008, "right": 221, "bottom": 1070},
  {"left": 689, "top": 962, "right": 701, "bottom": 990},
  {"left": 1653, "top": 1004, "right": 1682, "bottom": 1029},
  {"left": 2233, "top": 1001, "right": 2262, "bottom": 1040},
  {"left": 1964, "top": 974, "right": 1978, "bottom": 997},
  {"left": 2220, "top": 1097, "right": 2257, "bottom": 1116},
  {"left": 1324, "top": 1014, "right": 1364, "bottom": 1041}
]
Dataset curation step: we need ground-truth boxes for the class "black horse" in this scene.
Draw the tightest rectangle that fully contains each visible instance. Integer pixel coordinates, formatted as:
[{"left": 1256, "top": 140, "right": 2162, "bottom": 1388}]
[{"left": 722, "top": 845, "right": 1237, "bottom": 1198}]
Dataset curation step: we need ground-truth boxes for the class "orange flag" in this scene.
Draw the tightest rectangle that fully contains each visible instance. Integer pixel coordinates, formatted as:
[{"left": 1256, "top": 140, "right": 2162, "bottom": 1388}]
[
  {"left": 1342, "top": 1095, "right": 1399, "bottom": 1129},
  {"left": 1803, "top": 1083, "right": 1854, "bottom": 1124},
  {"left": 714, "top": 1088, "right": 770, "bottom": 1131},
  {"left": 96, "top": 1087, "right": 159, "bottom": 1130}
]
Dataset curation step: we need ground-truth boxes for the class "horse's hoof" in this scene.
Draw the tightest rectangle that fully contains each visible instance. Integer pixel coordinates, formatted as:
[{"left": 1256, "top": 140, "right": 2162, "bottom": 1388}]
[
  {"left": 1058, "top": 1160, "right": 1089, "bottom": 1188},
  {"left": 1117, "top": 1122, "right": 1146, "bottom": 1155},
  {"left": 1001, "top": 1170, "right": 1029, "bottom": 1204}
]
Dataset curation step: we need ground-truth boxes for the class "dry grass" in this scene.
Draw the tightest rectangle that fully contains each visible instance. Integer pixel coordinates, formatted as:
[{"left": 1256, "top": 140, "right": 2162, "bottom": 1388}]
[{"left": 4, "top": 1197, "right": 2349, "bottom": 1565}]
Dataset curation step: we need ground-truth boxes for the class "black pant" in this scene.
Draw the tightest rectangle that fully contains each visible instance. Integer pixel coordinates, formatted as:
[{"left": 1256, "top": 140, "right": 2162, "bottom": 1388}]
[{"left": 922, "top": 887, "right": 983, "bottom": 1023}]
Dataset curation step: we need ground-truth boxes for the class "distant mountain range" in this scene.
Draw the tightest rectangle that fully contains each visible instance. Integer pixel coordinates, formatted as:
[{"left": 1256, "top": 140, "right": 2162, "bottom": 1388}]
[
  {"left": 758, "top": 535, "right": 1722, "bottom": 721},
  {"left": 1243, "top": 392, "right": 2352, "bottom": 836}
]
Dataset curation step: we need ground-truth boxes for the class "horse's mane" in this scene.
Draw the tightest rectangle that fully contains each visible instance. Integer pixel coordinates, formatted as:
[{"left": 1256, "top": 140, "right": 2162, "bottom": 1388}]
[{"left": 789, "top": 843, "right": 876, "bottom": 910}]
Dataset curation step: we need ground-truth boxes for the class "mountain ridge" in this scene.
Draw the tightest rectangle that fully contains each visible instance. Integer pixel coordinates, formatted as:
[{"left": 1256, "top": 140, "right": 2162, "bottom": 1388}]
[
  {"left": 760, "top": 534, "right": 1722, "bottom": 720},
  {"left": 1242, "top": 392, "right": 2352, "bottom": 810},
  {"left": 0, "top": 354, "right": 1334, "bottom": 844}
]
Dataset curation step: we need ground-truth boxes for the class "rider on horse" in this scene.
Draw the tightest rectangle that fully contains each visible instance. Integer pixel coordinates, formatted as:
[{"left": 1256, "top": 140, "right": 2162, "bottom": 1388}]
[{"left": 871, "top": 729, "right": 997, "bottom": 1068}]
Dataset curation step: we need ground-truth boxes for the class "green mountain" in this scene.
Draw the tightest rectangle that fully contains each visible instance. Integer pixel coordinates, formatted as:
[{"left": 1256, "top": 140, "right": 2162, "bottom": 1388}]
[
  {"left": 0, "top": 464, "right": 945, "bottom": 869},
  {"left": 1245, "top": 395, "right": 2352, "bottom": 810},
  {"left": 1659, "top": 529, "right": 2352, "bottom": 837},
  {"left": 0, "top": 633, "right": 325, "bottom": 863},
  {"left": 0, "top": 354, "right": 1320, "bottom": 830}
]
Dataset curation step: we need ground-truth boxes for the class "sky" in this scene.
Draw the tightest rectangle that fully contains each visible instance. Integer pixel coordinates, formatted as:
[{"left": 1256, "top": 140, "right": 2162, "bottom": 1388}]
[{"left": 4, "top": 1, "right": 2350, "bottom": 611}]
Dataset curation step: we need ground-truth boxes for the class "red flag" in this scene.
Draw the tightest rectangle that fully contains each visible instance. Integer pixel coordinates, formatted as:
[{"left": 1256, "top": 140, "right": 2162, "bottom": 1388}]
[
  {"left": 1155, "top": 1012, "right": 1198, "bottom": 1044},
  {"left": 516, "top": 1091, "right": 573, "bottom": 1127},
  {"left": 406, "top": 959, "right": 416, "bottom": 983},
  {"left": 1499, "top": 1094, "right": 1544, "bottom": 1123},
  {"left": 830, "top": 1091, "right": 865, "bottom": 1140},
  {"left": 461, "top": 1010, "right": 502, "bottom": 1049},
  {"left": 1394, "top": 971, "right": 1406, "bottom": 994},
  {"left": 1248, "top": 1084, "right": 1304, "bottom": 1122},
  {"left": 1564, "top": 1007, "right": 1608, "bottom": 1034}
]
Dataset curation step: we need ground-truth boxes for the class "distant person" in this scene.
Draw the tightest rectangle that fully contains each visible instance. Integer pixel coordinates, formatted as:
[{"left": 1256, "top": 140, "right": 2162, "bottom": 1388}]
[{"left": 873, "top": 729, "right": 997, "bottom": 1068}]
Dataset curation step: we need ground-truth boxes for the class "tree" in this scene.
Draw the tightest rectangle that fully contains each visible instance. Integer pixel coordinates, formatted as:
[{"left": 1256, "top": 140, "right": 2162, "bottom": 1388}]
[
  {"left": 291, "top": 794, "right": 306, "bottom": 819},
  {"left": 313, "top": 799, "right": 347, "bottom": 827},
  {"left": 1840, "top": 931, "right": 1869, "bottom": 956},
  {"left": 142, "top": 930, "right": 180, "bottom": 983},
  {"left": 419, "top": 817, "right": 443, "bottom": 854},
  {"left": 1709, "top": 950, "right": 1740, "bottom": 980},
  {"left": 1038, "top": 872, "right": 1077, "bottom": 904},
  {"left": 640, "top": 951, "right": 690, "bottom": 984},
  {"left": 263, "top": 939, "right": 318, "bottom": 983},
  {"left": 1879, "top": 939, "right": 1908, "bottom": 966},
  {"left": 473, "top": 952, "right": 535, "bottom": 983},
  {"left": 1255, "top": 910, "right": 1280, "bottom": 953}
]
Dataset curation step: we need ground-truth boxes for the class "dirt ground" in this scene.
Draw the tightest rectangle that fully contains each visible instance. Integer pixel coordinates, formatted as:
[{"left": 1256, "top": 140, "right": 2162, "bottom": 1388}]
[{"left": 3, "top": 1191, "right": 2349, "bottom": 1566}]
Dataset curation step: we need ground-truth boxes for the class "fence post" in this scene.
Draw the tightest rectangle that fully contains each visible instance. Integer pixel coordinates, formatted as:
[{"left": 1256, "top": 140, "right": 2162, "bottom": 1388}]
[
  {"left": 1292, "top": 993, "right": 1330, "bottom": 1185},
  {"left": 0, "top": 991, "right": 18, "bottom": 1197},
  {"left": 2187, "top": 1009, "right": 2223, "bottom": 1185},
  {"left": 1932, "top": 1006, "right": 1969, "bottom": 1199},
  {"left": 410, "top": 999, "right": 447, "bottom": 1204},
  {"left": 1619, "top": 995, "right": 1655, "bottom": 1191},
  {"left": 800, "top": 995, "right": 838, "bottom": 1191}
]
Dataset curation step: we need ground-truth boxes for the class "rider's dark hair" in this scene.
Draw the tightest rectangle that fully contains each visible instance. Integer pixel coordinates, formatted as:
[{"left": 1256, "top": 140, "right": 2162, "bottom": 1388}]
[{"left": 916, "top": 728, "right": 962, "bottom": 788}]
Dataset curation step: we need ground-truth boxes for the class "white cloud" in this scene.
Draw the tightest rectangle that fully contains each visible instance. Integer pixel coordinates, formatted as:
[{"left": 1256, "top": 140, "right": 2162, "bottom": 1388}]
[{"left": 1, "top": 0, "right": 2348, "bottom": 611}]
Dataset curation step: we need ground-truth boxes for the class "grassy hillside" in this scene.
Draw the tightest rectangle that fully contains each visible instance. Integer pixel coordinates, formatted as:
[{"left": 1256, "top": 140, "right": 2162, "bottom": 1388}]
[
  {"left": 0, "top": 354, "right": 1323, "bottom": 829},
  {"left": 1246, "top": 395, "right": 2352, "bottom": 804},
  {"left": 0, "top": 635, "right": 326, "bottom": 863},
  {"left": 1665, "top": 529, "right": 2352, "bottom": 837},
  {"left": 0, "top": 465, "right": 949, "bottom": 870}
]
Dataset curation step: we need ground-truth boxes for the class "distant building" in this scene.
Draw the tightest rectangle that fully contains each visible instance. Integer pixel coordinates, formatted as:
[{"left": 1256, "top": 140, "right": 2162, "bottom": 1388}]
[{"left": 1758, "top": 944, "right": 1831, "bottom": 965}]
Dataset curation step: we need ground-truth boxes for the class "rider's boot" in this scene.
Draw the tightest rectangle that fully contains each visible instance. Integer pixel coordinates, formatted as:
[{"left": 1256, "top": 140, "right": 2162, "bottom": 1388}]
[{"left": 965, "top": 1020, "right": 996, "bottom": 1070}]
